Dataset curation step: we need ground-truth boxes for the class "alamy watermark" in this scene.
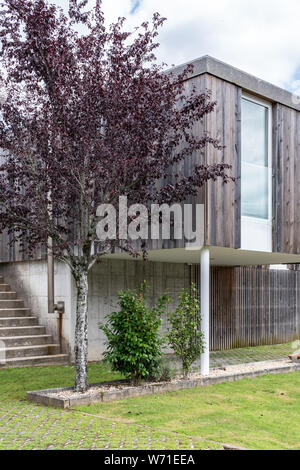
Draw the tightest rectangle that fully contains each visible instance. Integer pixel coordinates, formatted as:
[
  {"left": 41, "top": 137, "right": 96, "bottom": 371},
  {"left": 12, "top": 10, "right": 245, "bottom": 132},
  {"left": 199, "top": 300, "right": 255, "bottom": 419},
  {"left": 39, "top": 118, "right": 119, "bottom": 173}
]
[{"left": 96, "top": 196, "right": 204, "bottom": 250}]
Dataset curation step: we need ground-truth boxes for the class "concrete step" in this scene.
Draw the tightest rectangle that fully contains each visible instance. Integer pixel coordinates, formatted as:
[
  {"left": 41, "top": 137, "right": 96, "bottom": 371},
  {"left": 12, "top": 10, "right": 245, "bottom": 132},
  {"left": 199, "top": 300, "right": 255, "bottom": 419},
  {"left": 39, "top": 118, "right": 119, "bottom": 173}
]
[
  {"left": 0, "top": 334, "right": 52, "bottom": 347},
  {"left": 0, "top": 317, "right": 38, "bottom": 328},
  {"left": 0, "top": 292, "right": 17, "bottom": 300},
  {"left": 0, "top": 344, "right": 60, "bottom": 359},
  {"left": 0, "top": 284, "right": 11, "bottom": 292},
  {"left": 0, "top": 354, "right": 68, "bottom": 368},
  {"left": 0, "top": 325, "right": 46, "bottom": 337},
  {"left": 0, "top": 300, "right": 24, "bottom": 308},
  {"left": 0, "top": 308, "right": 31, "bottom": 318},
  {"left": 0, "top": 275, "right": 69, "bottom": 368}
]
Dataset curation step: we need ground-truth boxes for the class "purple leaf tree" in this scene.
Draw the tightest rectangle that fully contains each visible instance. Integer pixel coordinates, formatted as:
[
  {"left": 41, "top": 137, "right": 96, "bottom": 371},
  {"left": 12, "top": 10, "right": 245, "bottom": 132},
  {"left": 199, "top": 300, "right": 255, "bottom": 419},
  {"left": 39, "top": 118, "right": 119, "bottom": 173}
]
[{"left": 0, "top": 0, "right": 232, "bottom": 392}]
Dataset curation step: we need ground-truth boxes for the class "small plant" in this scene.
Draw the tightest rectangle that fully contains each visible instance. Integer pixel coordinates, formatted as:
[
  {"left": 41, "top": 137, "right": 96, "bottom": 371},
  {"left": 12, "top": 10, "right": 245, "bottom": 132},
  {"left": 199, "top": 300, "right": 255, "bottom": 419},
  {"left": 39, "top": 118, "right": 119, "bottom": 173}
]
[
  {"left": 99, "top": 282, "right": 170, "bottom": 385},
  {"left": 167, "top": 283, "right": 204, "bottom": 377},
  {"left": 148, "top": 360, "right": 177, "bottom": 383}
]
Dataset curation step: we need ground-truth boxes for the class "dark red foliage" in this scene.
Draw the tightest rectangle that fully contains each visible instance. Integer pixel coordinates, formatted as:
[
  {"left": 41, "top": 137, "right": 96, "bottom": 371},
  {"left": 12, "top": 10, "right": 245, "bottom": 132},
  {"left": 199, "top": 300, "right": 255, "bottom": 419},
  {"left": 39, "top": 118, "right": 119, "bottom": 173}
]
[{"left": 0, "top": 0, "right": 232, "bottom": 272}]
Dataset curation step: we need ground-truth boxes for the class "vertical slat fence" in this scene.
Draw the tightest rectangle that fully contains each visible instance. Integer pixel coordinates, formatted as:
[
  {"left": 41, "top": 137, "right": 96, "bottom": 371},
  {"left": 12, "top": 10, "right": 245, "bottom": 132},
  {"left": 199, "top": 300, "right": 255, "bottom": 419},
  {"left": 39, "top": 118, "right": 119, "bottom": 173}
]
[{"left": 191, "top": 265, "right": 300, "bottom": 350}]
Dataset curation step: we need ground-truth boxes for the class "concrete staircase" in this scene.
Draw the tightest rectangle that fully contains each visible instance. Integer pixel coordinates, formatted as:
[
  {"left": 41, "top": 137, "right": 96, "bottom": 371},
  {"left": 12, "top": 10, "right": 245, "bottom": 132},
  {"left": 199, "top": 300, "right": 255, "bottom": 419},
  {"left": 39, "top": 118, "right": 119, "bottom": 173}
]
[{"left": 0, "top": 275, "right": 68, "bottom": 368}]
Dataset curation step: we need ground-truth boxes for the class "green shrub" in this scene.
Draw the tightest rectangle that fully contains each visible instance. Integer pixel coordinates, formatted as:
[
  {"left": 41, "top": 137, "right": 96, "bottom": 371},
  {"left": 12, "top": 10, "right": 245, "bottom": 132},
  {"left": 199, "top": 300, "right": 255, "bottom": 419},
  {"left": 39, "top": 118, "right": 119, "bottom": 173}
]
[
  {"left": 99, "top": 282, "right": 170, "bottom": 385},
  {"left": 167, "top": 283, "right": 204, "bottom": 377}
]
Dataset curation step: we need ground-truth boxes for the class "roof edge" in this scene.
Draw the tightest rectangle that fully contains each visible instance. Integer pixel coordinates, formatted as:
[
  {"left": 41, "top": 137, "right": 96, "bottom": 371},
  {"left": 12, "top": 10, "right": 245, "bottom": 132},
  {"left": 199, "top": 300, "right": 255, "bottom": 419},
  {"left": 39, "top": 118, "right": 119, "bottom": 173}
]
[{"left": 167, "top": 55, "right": 300, "bottom": 112}]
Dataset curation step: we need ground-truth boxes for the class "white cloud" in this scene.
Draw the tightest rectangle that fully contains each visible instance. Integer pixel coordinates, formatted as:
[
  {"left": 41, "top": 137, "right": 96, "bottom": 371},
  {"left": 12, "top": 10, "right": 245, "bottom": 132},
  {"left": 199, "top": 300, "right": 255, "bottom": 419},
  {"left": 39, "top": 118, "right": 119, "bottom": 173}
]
[{"left": 54, "top": 0, "right": 300, "bottom": 89}]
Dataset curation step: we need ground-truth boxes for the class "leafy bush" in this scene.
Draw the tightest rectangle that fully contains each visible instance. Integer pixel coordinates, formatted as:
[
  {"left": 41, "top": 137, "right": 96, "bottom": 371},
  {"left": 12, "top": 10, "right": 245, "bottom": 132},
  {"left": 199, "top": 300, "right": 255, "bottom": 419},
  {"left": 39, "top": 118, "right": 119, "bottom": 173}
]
[
  {"left": 99, "top": 282, "right": 170, "bottom": 385},
  {"left": 167, "top": 283, "right": 204, "bottom": 377}
]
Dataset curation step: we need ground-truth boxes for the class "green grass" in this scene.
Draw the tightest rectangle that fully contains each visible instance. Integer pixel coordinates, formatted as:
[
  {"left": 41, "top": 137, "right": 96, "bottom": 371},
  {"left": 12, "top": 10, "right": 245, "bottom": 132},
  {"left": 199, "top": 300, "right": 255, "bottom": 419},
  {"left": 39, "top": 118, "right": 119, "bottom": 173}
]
[
  {"left": 76, "top": 371, "right": 300, "bottom": 450},
  {"left": 0, "top": 364, "right": 219, "bottom": 450},
  {"left": 2, "top": 361, "right": 300, "bottom": 450},
  {"left": 0, "top": 362, "right": 122, "bottom": 401}
]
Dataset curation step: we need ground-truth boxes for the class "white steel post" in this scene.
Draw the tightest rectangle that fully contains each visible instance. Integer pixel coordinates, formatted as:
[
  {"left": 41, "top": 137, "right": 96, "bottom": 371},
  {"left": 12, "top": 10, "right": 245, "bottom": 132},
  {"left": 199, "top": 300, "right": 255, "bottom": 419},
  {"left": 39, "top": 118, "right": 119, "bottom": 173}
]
[{"left": 200, "top": 247, "right": 210, "bottom": 375}]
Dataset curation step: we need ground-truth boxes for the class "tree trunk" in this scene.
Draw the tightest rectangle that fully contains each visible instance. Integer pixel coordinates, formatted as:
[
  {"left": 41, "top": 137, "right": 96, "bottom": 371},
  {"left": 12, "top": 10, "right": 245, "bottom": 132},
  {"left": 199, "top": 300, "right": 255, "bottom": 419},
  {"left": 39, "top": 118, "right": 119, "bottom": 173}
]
[{"left": 74, "top": 268, "right": 89, "bottom": 392}]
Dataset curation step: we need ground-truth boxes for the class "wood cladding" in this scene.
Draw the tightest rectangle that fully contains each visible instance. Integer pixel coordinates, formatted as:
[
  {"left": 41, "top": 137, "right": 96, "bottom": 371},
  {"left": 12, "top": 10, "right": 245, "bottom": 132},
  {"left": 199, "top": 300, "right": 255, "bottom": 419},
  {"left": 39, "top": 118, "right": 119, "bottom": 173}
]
[
  {"left": 149, "top": 73, "right": 242, "bottom": 250},
  {"left": 2, "top": 73, "right": 300, "bottom": 260},
  {"left": 272, "top": 103, "right": 300, "bottom": 254},
  {"left": 204, "top": 74, "right": 241, "bottom": 248}
]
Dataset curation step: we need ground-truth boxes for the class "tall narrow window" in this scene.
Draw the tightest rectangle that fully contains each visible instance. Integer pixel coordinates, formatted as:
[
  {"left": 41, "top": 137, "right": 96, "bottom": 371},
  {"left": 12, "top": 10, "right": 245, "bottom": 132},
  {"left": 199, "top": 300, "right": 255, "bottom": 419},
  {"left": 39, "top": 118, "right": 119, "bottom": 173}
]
[{"left": 241, "top": 97, "right": 270, "bottom": 220}]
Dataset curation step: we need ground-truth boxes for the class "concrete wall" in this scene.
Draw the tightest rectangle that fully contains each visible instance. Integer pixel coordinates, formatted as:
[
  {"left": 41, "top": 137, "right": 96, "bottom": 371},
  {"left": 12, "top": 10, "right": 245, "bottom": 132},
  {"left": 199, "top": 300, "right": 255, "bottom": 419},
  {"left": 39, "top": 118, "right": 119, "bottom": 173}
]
[
  {"left": 85, "top": 259, "right": 189, "bottom": 361},
  {"left": 0, "top": 258, "right": 189, "bottom": 362}
]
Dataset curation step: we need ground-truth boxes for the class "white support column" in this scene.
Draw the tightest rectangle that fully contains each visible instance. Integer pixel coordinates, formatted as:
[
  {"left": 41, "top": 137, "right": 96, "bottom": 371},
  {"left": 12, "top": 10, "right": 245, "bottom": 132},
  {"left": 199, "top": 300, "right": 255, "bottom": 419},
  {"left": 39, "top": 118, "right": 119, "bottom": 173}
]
[{"left": 200, "top": 247, "right": 210, "bottom": 376}]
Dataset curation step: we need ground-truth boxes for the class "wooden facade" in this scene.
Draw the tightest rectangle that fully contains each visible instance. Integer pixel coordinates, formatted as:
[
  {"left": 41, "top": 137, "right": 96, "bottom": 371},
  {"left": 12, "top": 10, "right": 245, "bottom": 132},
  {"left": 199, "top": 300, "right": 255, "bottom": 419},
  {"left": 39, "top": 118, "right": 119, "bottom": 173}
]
[
  {"left": 2, "top": 57, "right": 300, "bottom": 259},
  {"left": 272, "top": 104, "right": 300, "bottom": 254},
  {"left": 151, "top": 69, "right": 300, "bottom": 254},
  {"left": 198, "top": 71, "right": 300, "bottom": 253},
  {"left": 192, "top": 265, "right": 300, "bottom": 350},
  {"left": 204, "top": 74, "right": 241, "bottom": 248}
]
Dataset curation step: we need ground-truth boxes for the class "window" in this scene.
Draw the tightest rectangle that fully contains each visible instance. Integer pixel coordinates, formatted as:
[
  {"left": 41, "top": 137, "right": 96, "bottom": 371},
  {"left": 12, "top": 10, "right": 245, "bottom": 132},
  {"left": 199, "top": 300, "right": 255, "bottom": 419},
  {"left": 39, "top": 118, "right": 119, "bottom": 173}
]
[{"left": 241, "top": 97, "right": 271, "bottom": 220}]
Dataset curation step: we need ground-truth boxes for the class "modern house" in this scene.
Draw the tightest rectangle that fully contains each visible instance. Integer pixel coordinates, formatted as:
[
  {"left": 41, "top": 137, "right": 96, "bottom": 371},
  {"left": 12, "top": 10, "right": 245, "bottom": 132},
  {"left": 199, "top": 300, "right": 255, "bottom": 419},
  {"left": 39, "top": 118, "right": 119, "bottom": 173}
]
[{"left": 1, "top": 55, "right": 300, "bottom": 373}]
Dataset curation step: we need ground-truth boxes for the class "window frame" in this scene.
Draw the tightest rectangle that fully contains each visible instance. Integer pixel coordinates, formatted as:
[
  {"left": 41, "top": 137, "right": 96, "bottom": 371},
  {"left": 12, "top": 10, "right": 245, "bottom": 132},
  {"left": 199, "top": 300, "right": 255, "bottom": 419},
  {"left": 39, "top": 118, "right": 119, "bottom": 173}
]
[{"left": 241, "top": 92, "right": 273, "bottom": 224}]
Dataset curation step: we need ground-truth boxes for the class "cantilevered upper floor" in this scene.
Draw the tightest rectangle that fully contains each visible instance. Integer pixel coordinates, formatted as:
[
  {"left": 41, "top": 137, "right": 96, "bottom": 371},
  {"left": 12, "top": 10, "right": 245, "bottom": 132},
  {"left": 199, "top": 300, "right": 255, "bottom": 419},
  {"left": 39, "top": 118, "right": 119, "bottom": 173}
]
[
  {"left": 2, "top": 55, "right": 300, "bottom": 266},
  {"left": 167, "top": 55, "right": 300, "bottom": 256}
]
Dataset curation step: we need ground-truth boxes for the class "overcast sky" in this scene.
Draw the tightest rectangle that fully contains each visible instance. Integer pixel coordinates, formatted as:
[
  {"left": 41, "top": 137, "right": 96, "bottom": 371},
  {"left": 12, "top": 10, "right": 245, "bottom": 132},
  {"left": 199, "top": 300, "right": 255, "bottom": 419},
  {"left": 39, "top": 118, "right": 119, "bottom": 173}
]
[{"left": 55, "top": 0, "right": 300, "bottom": 93}]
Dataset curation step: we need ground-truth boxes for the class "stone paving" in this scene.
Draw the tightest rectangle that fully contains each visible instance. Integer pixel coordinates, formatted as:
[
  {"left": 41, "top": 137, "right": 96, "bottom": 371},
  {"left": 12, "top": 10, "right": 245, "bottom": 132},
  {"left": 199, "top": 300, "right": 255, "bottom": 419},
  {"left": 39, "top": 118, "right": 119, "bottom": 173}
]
[
  {"left": 0, "top": 401, "right": 213, "bottom": 450},
  {"left": 0, "top": 364, "right": 219, "bottom": 450}
]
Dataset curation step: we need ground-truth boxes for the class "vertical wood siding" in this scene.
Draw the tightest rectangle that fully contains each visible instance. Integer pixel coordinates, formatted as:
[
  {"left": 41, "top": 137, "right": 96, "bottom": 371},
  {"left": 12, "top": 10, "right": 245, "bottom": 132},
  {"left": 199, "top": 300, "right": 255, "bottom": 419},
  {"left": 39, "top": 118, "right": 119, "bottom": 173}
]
[
  {"left": 144, "top": 73, "right": 208, "bottom": 252},
  {"left": 273, "top": 103, "right": 300, "bottom": 253},
  {"left": 0, "top": 72, "right": 242, "bottom": 262},
  {"left": 192, "top": 265, "right": 300, "bottom": 350},
  {"left": 0, "top": 229, "right": 44, "bottom": 262},
  {"left": 3, "top": 76, "right": 300, "bottom": 261},
  {"left": 204, "top": 75, "right": 241, "bottom": 248},
  {"left": 157, "top": 73, "right": 241, "bottom": 250}
]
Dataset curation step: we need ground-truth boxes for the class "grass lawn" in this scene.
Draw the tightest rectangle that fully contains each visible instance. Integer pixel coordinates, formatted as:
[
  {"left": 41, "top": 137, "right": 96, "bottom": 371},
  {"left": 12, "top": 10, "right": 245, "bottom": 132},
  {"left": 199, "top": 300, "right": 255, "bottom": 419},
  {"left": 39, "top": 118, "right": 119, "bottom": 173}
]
[
  {"left": 1, "top": 362, "right": 300, "bottom": 450},
  {"left": 0, "top": 364, "right": 219, "bottom": 450},
  {"left": 76, "top": 371, "right": 300, "bottom": 450}
]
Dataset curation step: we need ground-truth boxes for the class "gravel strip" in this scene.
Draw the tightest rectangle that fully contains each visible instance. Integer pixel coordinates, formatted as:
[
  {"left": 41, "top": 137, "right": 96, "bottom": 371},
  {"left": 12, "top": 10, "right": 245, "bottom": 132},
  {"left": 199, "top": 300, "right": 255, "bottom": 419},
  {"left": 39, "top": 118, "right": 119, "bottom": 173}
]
[{"left": 48, "top": 359, "right": 297, "bottom": 400}]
